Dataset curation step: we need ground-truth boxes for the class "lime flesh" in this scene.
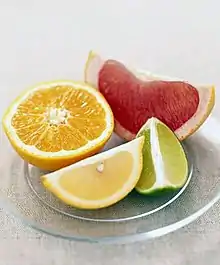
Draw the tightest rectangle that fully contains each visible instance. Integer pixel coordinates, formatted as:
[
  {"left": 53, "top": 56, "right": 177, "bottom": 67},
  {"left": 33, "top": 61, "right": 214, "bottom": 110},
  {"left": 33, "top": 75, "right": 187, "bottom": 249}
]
[{"left": 135, "top": 118, "right": 188, "bottom": 195}]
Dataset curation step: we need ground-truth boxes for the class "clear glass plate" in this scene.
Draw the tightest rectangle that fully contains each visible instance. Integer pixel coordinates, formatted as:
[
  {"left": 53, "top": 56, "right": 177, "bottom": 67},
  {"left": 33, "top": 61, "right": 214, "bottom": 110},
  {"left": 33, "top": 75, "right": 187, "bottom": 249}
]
[{"left": 1, "top": 111, "right": 220, "bottom": 244}]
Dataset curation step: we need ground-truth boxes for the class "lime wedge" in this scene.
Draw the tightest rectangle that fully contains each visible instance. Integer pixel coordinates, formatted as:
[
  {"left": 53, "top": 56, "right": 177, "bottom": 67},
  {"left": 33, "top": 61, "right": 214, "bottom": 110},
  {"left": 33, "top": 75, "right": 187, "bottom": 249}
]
[{"left": 135, "top": 117, "right": 188, "bottom": 194}]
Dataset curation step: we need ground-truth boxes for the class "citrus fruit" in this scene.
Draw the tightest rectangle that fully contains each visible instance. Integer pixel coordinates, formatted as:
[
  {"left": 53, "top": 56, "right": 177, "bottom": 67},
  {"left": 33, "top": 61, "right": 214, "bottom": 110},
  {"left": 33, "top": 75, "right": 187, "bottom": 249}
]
[
  {"left": 41, "top": 136, "right": 144, "bottom": 209},
  {"left": 135, "top": 117, "right": 188, "bottom": 194},
  {"left": 85, "top": 51, "right": 215, "bottom": 141},
  {"left": 2, "top": 81, "right": 114, "bottom": 170}
]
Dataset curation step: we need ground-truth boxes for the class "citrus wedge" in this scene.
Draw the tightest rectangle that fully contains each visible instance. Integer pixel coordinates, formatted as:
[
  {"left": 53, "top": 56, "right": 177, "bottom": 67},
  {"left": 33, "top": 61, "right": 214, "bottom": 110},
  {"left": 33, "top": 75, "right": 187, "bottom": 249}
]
[
  {"left": 84, "top": 51, "right": 215, "bottom": 141},
  {"left": 41, "top": 136, "right": 144, "bottom": 209},
  {"left": 2, "top": 81, "right": 114, "bottom": 170},
  {"left": 135, "top": 118, "right": 188, "bottom": 194}
]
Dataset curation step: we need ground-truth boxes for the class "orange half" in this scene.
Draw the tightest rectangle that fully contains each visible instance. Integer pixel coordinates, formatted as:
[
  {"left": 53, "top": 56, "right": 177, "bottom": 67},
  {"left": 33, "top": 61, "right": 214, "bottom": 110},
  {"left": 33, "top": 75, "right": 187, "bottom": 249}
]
[{"left": 3, "top": 81, "right": 114, "bottom": 170}]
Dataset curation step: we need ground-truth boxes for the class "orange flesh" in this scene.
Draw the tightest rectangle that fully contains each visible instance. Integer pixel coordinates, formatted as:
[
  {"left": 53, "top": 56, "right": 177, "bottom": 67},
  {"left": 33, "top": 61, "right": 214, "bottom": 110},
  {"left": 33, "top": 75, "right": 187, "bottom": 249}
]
[
  {"left": 59, "top": 151, "right": 133, "bottom": 200},
  {"left": 12, "top": 86, "right": 107, "bottom": 152}
]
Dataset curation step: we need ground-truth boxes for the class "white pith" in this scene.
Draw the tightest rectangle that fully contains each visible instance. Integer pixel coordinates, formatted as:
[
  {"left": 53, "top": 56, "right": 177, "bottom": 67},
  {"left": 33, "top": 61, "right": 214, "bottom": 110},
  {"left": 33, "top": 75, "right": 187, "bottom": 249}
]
[
  {"left": 150, "top": 118, "right": 166, "bottom": 187},
  {"left": 47, "top": 108, "right": 69, "bottom": 125},
  {"left": 43, "top": 137, "right": 144, "bottom": 208},
  {"left": 4, "top": 81, "right": 113, "bottom": 157},
  {"left": 85, "top": 52, "right": 214, "bottom": 140}
]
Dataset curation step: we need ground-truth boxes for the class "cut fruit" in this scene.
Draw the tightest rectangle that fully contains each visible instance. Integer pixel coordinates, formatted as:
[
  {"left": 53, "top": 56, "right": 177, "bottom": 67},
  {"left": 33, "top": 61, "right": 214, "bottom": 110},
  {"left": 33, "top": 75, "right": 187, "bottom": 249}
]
[
  {"left": 85, "top": 51, "right": 215, "bottom": 141},
  {"left": 2, "top": 81, "right": 114, "bottom": 170},
  {"left": 135, "top": 117, "right": 188, "bottom": 194},
  {"left": 41, "top": 136, "right": 144, "bottom": 209}
]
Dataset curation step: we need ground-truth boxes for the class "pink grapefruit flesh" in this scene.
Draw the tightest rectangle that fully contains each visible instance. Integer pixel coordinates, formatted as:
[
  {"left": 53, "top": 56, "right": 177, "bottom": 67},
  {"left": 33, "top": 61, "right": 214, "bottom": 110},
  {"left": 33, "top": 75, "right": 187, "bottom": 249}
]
[
  {"left": 85, "top": 51, "right": 215, "bottom": 141},
  {"left": 99, "top": 60, "right": 199, "bottom": 135}
]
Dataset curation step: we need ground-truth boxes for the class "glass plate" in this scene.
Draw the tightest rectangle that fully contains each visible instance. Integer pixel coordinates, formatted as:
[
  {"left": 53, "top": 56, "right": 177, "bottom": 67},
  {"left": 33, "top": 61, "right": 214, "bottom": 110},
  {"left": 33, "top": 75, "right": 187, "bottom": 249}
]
[{"left": 1, "top": 111, "right": 220, "bottom": 244}]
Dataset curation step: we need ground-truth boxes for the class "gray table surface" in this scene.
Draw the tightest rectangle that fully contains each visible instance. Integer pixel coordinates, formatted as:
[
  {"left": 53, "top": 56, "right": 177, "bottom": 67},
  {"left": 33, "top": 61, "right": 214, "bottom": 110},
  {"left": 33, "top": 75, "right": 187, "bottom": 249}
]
[{"left": 1, "top": 1, "right": 220, "bottom": 264}]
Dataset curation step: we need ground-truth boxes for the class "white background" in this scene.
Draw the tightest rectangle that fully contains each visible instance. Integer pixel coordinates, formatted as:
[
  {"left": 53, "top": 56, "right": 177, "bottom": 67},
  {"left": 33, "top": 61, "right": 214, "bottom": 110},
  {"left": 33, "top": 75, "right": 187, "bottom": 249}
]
[{"left": 0, "top": 1, "right": 220, "bottom": 264}]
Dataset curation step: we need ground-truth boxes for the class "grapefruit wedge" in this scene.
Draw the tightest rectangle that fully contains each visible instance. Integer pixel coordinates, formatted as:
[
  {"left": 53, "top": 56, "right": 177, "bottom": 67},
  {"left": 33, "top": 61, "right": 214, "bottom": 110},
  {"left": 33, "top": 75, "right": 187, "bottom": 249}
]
[{"left": 85, "top": 51, "right": 215, "bottom": 141}]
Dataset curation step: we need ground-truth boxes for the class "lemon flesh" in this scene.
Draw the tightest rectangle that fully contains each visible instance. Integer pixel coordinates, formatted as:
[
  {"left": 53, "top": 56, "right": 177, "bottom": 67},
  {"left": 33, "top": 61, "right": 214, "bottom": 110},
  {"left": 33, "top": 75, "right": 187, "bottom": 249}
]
[{"left": 42, "top": 136, "right": 144, "bottom": 209}]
